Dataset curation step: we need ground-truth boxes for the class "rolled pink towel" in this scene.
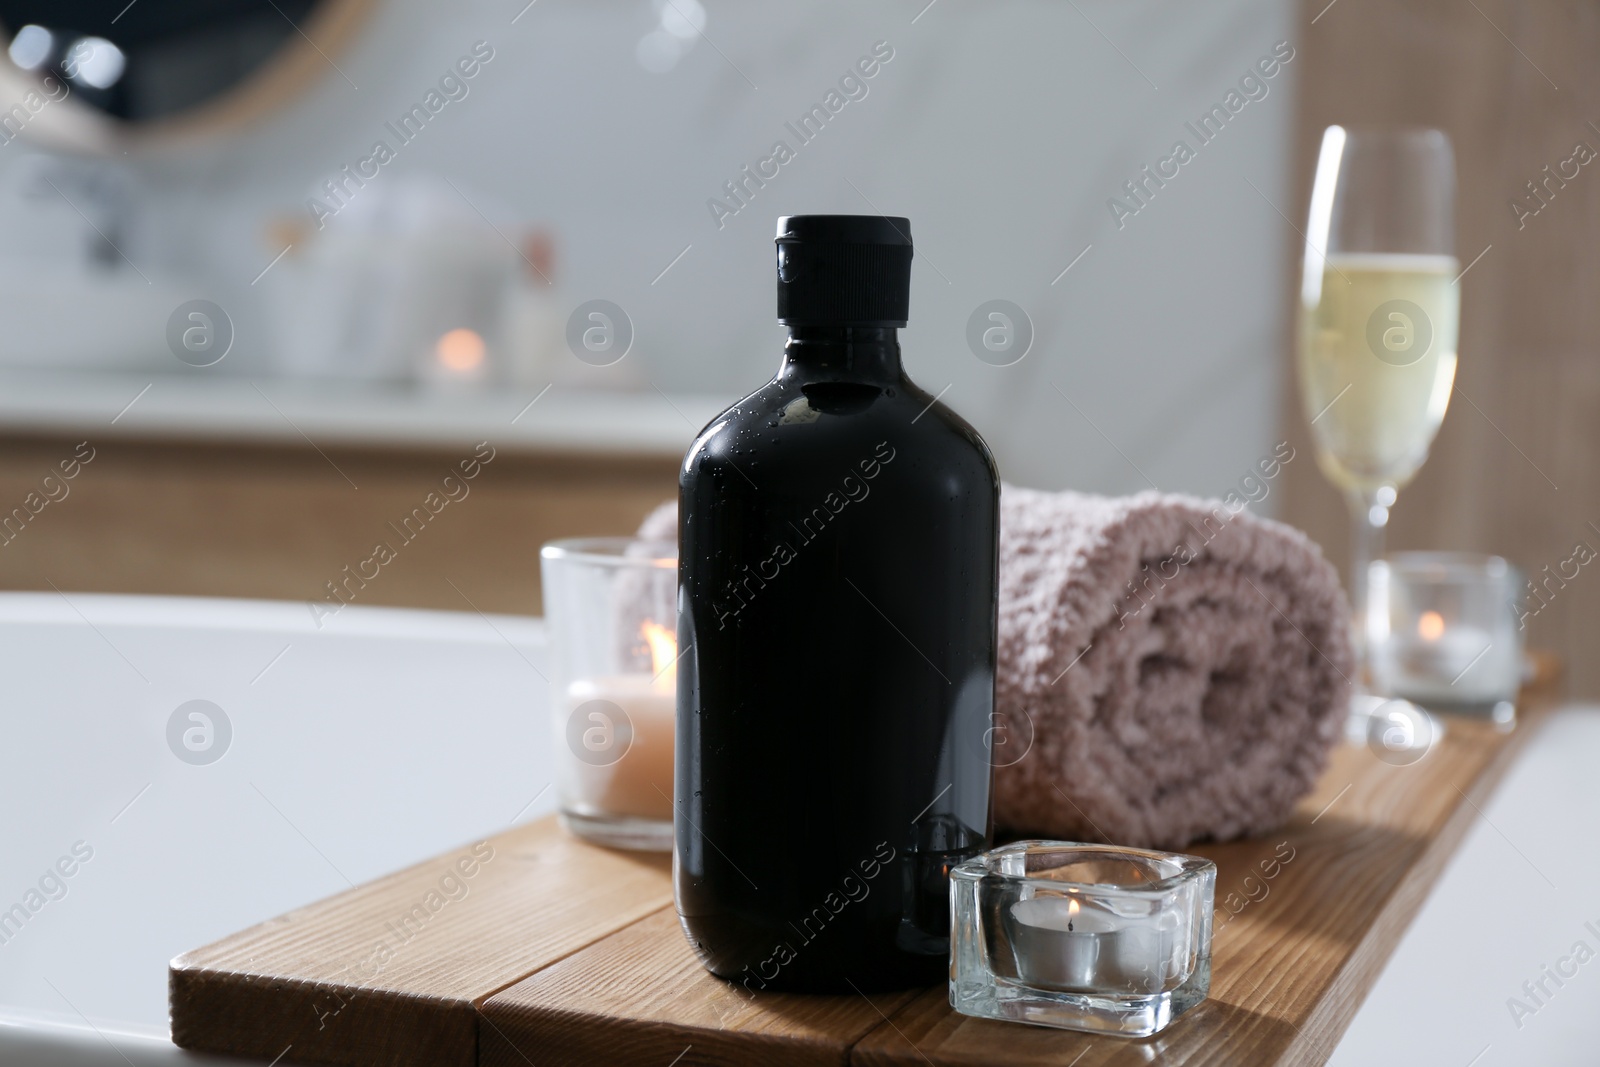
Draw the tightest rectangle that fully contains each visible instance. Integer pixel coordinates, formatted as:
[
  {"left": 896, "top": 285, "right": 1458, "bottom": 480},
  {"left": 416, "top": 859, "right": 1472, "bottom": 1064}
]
[
  {"left": 637, "top": 501, "right": 676, "bottom": 543},
  {"left": 633, "top": 485, "right": 1352, "bottom": 850},
  {"left": 995, "top": 485, "right": 1352, "bottom": 849}
]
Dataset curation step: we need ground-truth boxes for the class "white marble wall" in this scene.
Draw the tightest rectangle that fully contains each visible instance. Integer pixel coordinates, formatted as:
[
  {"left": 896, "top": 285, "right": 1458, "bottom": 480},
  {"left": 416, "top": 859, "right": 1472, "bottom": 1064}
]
[{"left": 0, "top": 0, "right": 1296, "bottom": 499}]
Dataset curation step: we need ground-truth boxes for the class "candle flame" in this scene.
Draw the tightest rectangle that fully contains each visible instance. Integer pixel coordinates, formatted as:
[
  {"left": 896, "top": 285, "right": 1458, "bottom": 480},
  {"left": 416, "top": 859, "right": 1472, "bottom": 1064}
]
[
  {"left": 642, "top": 620, "right": 677, "bottom": 689},
  {"left": 1066, "top": 896, "right": 1078, "bottom": 932},
  {"left": 435, "top": 328, "right": 485, "bottom": 372},
  {"left": 1418, "top": 610, "right": 1445, "bottom": 642}
]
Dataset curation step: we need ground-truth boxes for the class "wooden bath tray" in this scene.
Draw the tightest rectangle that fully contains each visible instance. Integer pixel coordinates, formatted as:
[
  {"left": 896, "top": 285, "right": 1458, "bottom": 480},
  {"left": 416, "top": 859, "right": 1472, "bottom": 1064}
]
[{"left": 170, "top": 661, "right": 1559, "bottom": 1066}]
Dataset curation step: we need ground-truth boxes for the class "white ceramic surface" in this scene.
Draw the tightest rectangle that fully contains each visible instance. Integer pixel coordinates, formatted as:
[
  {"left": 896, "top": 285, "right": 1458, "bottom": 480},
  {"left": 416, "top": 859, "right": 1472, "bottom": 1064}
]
[
  {"left": 0, "top": 593, "right": 556, "bottom": 1065},
  {"left": 1329, "top": 706, "right": 1600, "bottom": 1066}
]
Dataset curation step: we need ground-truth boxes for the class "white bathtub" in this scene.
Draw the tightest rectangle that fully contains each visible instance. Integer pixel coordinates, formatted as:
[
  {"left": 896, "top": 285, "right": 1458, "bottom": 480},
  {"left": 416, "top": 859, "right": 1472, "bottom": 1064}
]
[{"left": 0, "top": 593, "right": 556, "bottom": 1065}]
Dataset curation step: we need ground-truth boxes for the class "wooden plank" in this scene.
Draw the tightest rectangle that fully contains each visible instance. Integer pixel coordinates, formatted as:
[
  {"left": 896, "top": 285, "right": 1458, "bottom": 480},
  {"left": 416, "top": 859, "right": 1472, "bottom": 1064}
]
[
  {"left": 851, "top": 669, "right": 1560, "bottom": 1065},
  {"left": 169, "top": 818, "right": 672, "bottom": 1067},
  {"left": 479, "top": 909, "right": 921, "bottom": 1067}
]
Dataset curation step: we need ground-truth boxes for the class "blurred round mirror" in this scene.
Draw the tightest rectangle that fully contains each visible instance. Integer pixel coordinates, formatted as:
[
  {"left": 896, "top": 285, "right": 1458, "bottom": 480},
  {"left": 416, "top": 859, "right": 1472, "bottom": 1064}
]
[{"left": 0, "top": 0, "right": 372, "bottom": 144}]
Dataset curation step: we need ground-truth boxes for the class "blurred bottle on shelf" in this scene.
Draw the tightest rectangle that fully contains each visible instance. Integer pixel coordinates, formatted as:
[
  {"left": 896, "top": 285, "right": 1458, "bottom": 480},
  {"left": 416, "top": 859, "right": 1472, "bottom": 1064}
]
[{"left": 502, "top": 230, "right": 564, "bottom": 389}]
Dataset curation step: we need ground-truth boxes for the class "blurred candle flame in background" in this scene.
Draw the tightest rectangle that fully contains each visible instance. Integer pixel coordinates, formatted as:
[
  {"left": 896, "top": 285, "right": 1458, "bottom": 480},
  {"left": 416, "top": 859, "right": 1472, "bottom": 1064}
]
[{"left": 434, "top": 328, "right": 485, "bottom": 373}]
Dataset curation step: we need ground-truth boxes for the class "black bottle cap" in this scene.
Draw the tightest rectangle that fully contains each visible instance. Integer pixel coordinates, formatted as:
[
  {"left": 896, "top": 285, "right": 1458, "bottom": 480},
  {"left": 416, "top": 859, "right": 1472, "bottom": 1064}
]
[{"left": 775, "top": 214, "right": 912, "bottom": 327}]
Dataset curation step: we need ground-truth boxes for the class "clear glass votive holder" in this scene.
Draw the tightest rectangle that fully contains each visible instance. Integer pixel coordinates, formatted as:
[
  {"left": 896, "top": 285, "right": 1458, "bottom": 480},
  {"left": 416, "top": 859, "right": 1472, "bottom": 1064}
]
[
  {"left": 1368, "top": 552, "right": 1524, "bottom": 721},
  {"left": 540, "top": 537, "right": 677, "bottom": 851},
  {"left": 950, "top": 841, "right": 1214, "bottom": 1038}
]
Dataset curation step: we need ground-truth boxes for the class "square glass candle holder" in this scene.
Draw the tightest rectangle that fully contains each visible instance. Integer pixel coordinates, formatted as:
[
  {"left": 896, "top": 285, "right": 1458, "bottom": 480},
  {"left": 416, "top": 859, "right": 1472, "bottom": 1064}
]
[
  {"left": 540, "top": 537, "right": 677, "bottom": 851},
  {"left": 950, "top": 841, "right": 1215, "bottom": 1038},
  {"left": 1368, "top": 552, "right": 1524, "bottom": 721}
]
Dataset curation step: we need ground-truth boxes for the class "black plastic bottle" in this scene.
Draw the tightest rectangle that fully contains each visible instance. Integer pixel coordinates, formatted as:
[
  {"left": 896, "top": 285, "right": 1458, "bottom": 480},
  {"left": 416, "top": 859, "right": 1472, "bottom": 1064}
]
[{"left": 675, "top": 215, "right": 999, "bottom": 993}]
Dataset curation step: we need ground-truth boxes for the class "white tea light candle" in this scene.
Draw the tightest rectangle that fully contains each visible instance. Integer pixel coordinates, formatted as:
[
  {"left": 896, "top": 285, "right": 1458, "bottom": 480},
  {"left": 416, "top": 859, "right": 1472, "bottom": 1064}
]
[{"left": 1008, "top": 895, "right": 1176, "bottom": 994}]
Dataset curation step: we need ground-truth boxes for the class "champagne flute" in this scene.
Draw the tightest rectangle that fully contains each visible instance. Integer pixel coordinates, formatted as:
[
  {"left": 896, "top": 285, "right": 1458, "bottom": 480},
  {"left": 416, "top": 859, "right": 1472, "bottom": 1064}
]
[{"left": 1298, "top": 126, "right": 1459, "bottom": 703}]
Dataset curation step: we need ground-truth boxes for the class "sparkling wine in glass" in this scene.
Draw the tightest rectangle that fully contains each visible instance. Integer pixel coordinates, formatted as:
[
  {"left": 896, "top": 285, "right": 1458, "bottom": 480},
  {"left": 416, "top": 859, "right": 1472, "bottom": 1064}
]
[{"left": 1298, "top": 126, "right": 1458, "bottom": 702}]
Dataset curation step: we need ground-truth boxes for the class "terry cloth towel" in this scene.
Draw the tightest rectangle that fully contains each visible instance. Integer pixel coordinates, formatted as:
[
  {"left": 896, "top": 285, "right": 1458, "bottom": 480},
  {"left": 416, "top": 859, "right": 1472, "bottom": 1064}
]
[
  {"left": 994, "top": 486, "right": 1352, "bottom": 849},
  {"left": 636, "top": 501, "right": 676, "bottom": 543}
]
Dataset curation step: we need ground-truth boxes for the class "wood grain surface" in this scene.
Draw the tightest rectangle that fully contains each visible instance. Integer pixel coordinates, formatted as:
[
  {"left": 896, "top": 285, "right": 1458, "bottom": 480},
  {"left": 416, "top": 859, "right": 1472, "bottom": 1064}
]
[
  {"left": 480, "top": 909, "right": 921, "bottom": 1067},
  {"left": 169, "top": 818, "right": 671, "bottom": 1067},
  {"left": 171, "top": 661, "right": 1560, "bottom": 1067},
  {"left": 0, "top": 435, "right": 677, "bottom": 617}
]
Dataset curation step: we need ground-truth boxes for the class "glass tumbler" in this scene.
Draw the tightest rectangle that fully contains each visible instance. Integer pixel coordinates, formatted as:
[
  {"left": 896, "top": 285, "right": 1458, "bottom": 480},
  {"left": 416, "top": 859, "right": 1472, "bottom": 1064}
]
[
  {"left": 950, "top": 841, "right": 1214, "bottom": 1037},
  {"left": 1368, "top": 551, "right": 1525, "bottom": 720},
  {"left": 540, "top": 537, "right": 677, "bottom": 850}
]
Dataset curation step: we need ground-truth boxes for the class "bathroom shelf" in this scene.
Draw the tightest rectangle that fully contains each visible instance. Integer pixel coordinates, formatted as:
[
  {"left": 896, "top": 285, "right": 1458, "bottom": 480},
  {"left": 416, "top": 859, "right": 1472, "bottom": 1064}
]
[
  {"left": 169, "top": 657, "right": 1560, "bottom": 1066},
  {"left": 0, "top": 369, "right": 725, "bottom": 457}
]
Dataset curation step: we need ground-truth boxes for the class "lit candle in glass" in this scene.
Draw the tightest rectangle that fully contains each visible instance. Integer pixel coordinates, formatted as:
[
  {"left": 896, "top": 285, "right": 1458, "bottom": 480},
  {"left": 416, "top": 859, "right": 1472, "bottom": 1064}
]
[
  {"left": 951, "top": 842, "right": 1214, "bottom": 1037},
  {"left": 541, "top": 537, "right": 677, "bottom": 851},
  {"left": 565, "top": 620, "right": 677, "bottom": 822},
  {"left": 1368, "top": 553, "right": 1523, "bottom": 713}
]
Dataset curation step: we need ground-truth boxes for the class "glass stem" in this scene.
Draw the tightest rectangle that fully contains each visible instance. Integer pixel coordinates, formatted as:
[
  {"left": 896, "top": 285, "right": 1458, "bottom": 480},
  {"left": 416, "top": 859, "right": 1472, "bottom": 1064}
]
[{"left": 1347, "top": 487, "right": 1390, "bottom": 691}]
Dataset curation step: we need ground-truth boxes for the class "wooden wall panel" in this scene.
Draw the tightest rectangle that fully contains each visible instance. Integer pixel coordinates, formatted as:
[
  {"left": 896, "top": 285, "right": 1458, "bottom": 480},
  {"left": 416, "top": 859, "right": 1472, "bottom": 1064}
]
[
  {"left": 0, "top": 434, "right": 678, "bottom": 617},
  {"left": 1280, "top": 0, "right": 1600, "bottom": 696}
]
